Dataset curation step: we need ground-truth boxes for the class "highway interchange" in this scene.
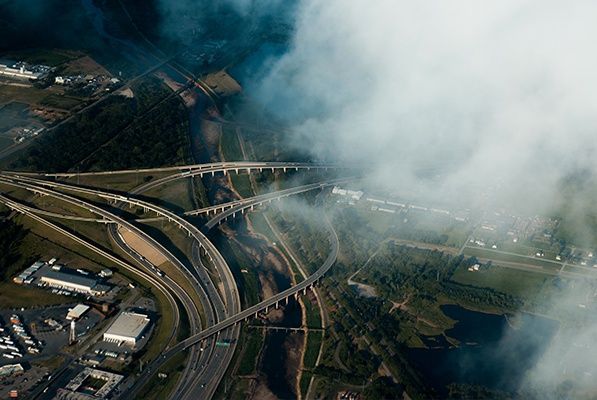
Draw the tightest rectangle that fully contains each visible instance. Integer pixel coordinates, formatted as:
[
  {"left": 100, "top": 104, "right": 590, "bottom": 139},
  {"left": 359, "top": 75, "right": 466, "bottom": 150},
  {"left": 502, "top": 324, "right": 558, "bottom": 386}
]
[{"left": 0, "top": 163, "right": 346, "bottom": 399}]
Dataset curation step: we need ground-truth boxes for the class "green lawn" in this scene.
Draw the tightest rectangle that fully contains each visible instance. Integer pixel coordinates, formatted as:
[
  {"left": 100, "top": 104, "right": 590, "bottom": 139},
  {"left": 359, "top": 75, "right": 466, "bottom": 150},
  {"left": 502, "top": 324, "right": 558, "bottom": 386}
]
[
  {"left": 463, "top": 247, "right": 562, "bottom": 271},
  {"left": 236, "top": 328, "right": 264, "bottom": 375},
  {"left": 0, "top": 283, "right": 71, "bottom": 309},
  {"left": 303, "top": 297, "right": 322, "bottom": 329},
  {"left": 303, "top": 330, "right": 323, "bottom": 369},
  {"left": 451, "top": 263, "right": 549, "bottom": 299}
]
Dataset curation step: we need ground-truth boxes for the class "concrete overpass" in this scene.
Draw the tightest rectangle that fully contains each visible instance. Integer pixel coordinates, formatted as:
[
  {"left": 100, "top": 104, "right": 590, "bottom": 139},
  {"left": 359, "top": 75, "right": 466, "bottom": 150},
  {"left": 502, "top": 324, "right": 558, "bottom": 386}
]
[
  {"left": 6, "top": 161, "right": 345, "bottom": 178},
  {"left": 186, "top": 177, "right": 353, "bottom": 218},
  {"left": 202, "top": 178, "right": 352, "bottom": 230}
]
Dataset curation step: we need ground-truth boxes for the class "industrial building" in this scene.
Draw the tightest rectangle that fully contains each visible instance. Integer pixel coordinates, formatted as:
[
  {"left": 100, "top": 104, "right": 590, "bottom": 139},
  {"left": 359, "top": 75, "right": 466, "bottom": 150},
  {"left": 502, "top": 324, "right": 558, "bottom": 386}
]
[
  {"left": 66, "top": 304, "right": 90, "bottom": 321},
  {"left": 39, "top": 269, "right": 109, "bottom": 296},
  {"left": 103, "top": 311, "right": 150, "bottom": 347},
  {"left": 57, "top": 368, "right": 123, "bottom": 400},
  {"left": 0, "top": 59, "right": 51, "bottom": 80}
]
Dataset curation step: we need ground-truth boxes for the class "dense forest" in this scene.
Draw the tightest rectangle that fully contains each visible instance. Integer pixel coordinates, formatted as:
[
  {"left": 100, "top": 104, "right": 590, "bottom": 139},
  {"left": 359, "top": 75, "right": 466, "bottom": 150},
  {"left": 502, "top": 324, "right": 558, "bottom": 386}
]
[
  {"left": 11, "top": 77, "right": 190, "bottom": 172},
  {"left": 0, "top": 219, "right": 26, "bottom": 281}
]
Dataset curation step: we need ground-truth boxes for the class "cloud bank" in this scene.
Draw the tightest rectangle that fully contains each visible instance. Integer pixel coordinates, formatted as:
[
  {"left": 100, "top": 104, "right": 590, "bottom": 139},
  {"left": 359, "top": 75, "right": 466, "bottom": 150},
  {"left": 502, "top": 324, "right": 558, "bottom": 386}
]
[{"left": 249, "top": 0, "right": 597, "bottom": 213}]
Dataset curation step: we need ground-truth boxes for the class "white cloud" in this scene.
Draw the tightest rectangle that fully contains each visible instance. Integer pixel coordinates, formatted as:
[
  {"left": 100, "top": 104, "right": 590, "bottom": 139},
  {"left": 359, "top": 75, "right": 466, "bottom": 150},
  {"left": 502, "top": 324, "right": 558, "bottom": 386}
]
[{"left": 252, "top": 0, "right": 597, "bottom": 211}]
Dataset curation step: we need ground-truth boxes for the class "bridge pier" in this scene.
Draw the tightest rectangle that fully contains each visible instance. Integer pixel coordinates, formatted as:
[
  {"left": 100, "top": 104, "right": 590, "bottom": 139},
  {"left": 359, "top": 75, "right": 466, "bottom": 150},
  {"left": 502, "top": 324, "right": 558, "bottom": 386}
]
[
  {"left": 211, "top": 171, "right": 215, "bottom": 177},
  {"left": 275, "top": 301, "right": 279, "bottom": 309},
  {"left": 250, "top": 204, "right": 254, "bottom": 211},
  {"left": 235, "top": 168, "right": 239, "bottom": 174}
]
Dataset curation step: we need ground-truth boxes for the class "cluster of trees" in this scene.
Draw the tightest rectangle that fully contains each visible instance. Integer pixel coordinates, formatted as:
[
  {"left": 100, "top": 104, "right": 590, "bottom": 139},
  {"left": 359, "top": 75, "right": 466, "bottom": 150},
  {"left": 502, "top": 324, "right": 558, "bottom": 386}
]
[
  {"left": 12, "top": 77, "right": 190, "bottom": 172},
  {"left": 389, "top": 226, "right": 450, "bottom": 246},
  {"left": 0, "top": 220, "right": 26, "bottom": 280},
  {"left": 79, "top": 95, "right": 190, "bottom": 170},
  {"left": 364, "top": 377, "right": 405, "bottom": 400},
  {"left": 272, "top": 209, "right": 329, "bottom": 273},
  {"left": 13, "top": 96, "right": 134, "bottom": 171},
  {"left": 440, "top": 282, "right": 523, "bottom": 311}
]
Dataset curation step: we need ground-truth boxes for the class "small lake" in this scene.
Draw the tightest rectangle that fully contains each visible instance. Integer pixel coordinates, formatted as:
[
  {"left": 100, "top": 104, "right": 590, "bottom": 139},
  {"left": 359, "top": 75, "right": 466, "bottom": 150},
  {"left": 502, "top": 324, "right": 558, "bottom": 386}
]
[{"left": 406, "top": 304, "right": 558, "bottom": 396}]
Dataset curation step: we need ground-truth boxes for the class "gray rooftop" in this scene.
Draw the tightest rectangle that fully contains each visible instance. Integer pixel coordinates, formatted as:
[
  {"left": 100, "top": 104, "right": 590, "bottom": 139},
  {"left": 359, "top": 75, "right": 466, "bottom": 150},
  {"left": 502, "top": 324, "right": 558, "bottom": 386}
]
[
  {"left": 104, "top": 312, "right": 150, "bottom": 340},
  {"left": 40, "top": 269, "right": 97, "bottom": 288}
]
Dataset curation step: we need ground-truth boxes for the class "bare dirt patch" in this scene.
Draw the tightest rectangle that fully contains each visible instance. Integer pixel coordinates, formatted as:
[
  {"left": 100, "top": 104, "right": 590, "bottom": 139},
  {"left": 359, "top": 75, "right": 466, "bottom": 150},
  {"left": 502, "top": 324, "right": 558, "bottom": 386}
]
[
  {"left": 251, "top": 382, "right": 278, "bottom": 400},
  {"left": 117, "top": 226, "right": 167, "bottom": 265},
  {"left": 201, "top": 119, "right": 222, "bottom": 154},
  {"left": 63, "top": 56, "right": 112, "bottom": 76},
  {"left": 117, "top": 88, "right": 134, "bottom": 98},
  {"left": 203, "top": 70, "right": 242, "bottom": 97}
]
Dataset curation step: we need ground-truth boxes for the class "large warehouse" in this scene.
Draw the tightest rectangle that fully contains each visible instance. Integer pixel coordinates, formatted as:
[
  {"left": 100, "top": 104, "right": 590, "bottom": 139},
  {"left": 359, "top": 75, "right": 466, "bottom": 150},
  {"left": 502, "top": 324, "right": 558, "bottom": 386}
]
[
  {"left": 103, "top": 312, "right": 150, "bottom": 347},
  {"left": 39, "top": 269, "right": 108, "bottom": 296}
]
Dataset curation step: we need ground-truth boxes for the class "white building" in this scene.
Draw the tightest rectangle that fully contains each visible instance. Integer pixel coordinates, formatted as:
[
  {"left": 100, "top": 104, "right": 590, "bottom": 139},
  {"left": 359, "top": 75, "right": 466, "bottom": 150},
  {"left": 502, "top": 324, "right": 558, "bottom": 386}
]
[
  {"left": 103, "top": 312, "right": 150, "bottom": 347},
  {"left": 39, "top": 270, "right": 108, "bottom": 296},
  {"left": 0, "top": 60, "right": 46, "bottom": 80},
  {"left": 66, "top": 304, "right": 90, "bottom": 321}
]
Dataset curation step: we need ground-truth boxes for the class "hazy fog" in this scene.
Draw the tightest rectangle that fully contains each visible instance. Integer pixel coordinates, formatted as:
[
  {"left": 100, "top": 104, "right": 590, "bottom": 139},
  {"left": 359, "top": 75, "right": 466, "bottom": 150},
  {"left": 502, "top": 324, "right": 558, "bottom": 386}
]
[
  {"left": 156, "top": 1, "right": 597, "bottom": 397},
  {"left": 245, "top": 0, "right": 597, "bottom": 214}
]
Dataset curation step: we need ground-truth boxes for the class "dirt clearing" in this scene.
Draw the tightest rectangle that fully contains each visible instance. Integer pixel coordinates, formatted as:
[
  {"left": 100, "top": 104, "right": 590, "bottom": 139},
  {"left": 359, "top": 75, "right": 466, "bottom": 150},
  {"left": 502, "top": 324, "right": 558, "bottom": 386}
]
[{"left": 117, "top": 226, "right": 167, "bottom": 266}]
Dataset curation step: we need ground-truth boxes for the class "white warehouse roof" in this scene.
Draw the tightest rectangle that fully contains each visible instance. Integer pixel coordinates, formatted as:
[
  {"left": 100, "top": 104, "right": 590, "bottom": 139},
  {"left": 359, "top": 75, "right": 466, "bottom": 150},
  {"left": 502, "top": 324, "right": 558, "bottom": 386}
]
[
  {"left": 103, "top": 312, "right": 150, "bottom": 344},
  {"left": 66, "top": 304, "right": 90, "bottom": 320}
]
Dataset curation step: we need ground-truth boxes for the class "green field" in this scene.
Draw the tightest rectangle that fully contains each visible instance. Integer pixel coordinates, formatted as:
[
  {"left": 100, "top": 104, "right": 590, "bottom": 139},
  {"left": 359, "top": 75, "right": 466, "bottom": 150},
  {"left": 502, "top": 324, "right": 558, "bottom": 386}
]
[
  {"left": 0, "top": 282, "right": 71, "bottom": 308},
  {"left": 463, "top": 247, "right": 563, "bottom": 271},
  {"left": 303, "top": 330, "right": 323, "bottom": 369},
  {"left": 0, "top": 135, "right": 13, "bottom": 150},
  {"left": 451, "top": 263, "right": 550, "bottom": 299},
  {"left": 142, "top": 178, "right": 196, "bottom": 213},
  {"left": 3, "top": 49, "right": 81, "bottom": 66},
  {"left": 137, "top": 352, "right": 187, "bottom": 400},
  {"left": 39, "top": 94, "right": 84, "bottom": 110},
  {"left": 236, "top": 328, "right": 264, "bottom": 375},
  {"left": 303, "top": 296, "right": 322, "bottom": 329}
]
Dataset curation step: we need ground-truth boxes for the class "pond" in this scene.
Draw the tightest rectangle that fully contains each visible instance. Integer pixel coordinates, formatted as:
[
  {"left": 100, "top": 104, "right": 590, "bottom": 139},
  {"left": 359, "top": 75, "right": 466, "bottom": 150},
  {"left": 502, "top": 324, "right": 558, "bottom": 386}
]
[{"left": 406, "top": 304, "right": 558, "bottom": 396}]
